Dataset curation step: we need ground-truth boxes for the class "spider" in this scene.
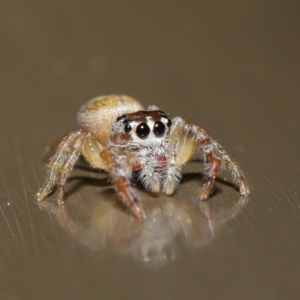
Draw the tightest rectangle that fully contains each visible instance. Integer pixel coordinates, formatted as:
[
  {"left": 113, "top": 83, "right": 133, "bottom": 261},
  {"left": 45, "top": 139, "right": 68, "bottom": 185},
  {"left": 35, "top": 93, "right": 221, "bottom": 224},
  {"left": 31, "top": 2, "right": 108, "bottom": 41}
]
[{"left": 36, "top": 95, "right": 250, "bottom": 219}]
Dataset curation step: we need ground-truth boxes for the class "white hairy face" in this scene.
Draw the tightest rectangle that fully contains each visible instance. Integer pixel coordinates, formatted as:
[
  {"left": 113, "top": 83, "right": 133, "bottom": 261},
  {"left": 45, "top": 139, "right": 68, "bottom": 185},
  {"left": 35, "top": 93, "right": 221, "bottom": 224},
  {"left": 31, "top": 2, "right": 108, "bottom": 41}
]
[{"left": 109, "top": 110, "right": 172, "bottom": 147}]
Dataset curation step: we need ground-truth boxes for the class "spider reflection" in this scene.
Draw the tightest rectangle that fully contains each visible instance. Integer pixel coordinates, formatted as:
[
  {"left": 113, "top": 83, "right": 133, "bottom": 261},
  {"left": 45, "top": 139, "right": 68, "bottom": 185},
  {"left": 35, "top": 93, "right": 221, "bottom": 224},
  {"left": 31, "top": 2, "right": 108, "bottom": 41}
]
[{"left": 38, "top": 193, "right": 248, "bottom": 269}]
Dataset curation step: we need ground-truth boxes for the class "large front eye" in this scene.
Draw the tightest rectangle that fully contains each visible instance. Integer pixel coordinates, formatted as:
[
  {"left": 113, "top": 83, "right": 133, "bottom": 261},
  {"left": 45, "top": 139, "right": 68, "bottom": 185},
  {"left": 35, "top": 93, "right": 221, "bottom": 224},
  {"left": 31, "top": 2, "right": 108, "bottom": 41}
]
[
  {"left": 153, "top": 121, "right": 165, "bottom": 137},
  {"left": 136, "top": 122, "right": 150, "bottom": 139}
]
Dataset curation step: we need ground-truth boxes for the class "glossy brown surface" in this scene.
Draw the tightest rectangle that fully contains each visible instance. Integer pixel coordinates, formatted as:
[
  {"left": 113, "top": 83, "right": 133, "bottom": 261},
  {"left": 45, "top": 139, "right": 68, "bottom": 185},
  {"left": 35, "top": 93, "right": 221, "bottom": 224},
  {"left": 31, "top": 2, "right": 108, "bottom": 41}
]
[{"left": 1, "top": 1, "right": 299, "bottom": 299}]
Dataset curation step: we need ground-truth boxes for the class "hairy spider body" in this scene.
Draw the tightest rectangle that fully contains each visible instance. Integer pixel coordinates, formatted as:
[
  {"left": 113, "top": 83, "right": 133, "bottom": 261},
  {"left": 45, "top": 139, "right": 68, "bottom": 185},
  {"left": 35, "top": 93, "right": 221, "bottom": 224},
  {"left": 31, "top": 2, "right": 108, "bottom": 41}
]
[{"left": 36, "top": 95, "right": 249, "bottom": 219}]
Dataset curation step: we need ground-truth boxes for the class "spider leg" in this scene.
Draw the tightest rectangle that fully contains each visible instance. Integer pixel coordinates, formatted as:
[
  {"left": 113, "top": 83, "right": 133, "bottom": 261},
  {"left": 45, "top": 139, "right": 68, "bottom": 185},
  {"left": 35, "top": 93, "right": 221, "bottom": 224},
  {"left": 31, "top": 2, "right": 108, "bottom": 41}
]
[
  {"left": 200, "top": 151, "right": 221, "bottom": 200},
  {"left": 189, "top": 122, "right": 250, "bottom": 199},
  {"left": 36, "top": 131, "right": 87, "bottom": 203},
  {"left": 100, "top": 148, "right": 145, "bottom": 219},
  {"left": 42, "top": 132, "right": 71, "bottom": 162},
  {"left": 166, "top": 117, "right": 249, "bottom": 199}
]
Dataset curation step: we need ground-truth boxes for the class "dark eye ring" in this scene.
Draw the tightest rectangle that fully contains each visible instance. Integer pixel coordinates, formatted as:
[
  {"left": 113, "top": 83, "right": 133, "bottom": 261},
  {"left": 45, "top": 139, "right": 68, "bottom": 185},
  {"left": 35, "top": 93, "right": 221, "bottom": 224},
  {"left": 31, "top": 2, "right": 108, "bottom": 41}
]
[
  {"left": 136, "top": 122, "right": 150, "bottom": 139},
  {"left": 153, "top": 121, "right": 165, "bottom": 137}
]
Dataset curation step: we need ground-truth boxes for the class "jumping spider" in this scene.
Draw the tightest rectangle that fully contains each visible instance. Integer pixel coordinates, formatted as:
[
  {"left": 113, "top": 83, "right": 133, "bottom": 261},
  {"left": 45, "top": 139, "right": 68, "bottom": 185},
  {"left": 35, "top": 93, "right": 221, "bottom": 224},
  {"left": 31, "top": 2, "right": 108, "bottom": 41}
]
[{"left": 36, "top": 95, "right": 249, "bottom": 219}]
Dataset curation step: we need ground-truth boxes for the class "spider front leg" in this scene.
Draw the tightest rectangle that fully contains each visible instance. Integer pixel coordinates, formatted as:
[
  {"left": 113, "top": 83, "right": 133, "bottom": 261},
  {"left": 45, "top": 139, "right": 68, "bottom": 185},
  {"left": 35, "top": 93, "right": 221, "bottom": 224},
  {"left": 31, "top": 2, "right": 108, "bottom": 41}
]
[
  {"left": 100, "top": 148, "right": 145, "bottom": 219},
  {"left": 167, "top": 117, "right": 250, "bottom": 199}
]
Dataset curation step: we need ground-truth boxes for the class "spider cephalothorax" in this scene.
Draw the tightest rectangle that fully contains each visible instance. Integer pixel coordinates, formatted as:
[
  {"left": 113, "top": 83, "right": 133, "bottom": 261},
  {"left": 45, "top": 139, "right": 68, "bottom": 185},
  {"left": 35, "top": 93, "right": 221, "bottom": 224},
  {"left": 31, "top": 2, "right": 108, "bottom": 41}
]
[{"left": 36, "top": 95, "right": 249, "bottom": 219}]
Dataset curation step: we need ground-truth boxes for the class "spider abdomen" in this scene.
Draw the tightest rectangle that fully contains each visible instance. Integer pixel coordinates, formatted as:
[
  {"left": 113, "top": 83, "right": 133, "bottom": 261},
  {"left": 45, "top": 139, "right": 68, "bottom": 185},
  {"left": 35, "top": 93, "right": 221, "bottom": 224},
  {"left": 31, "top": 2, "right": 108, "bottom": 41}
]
[{"left": 77, "top": 95, "right": 144, "bottom": 146}]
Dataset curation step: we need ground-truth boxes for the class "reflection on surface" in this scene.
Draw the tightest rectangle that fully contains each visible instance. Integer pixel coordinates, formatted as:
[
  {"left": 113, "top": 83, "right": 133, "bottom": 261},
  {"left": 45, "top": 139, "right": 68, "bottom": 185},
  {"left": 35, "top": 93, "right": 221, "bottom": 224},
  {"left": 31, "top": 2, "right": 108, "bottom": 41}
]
[{"left": 39, "top": 191, "right": 248, "bottom": 269}]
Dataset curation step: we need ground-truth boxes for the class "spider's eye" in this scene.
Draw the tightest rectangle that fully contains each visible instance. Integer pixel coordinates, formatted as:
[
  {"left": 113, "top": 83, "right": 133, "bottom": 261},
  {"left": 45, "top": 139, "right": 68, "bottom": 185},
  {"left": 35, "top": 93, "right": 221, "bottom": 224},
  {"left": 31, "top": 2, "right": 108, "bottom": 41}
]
[
  {"left": 124, "top": 124, "right": 132, "bottom": 133},
  {"left": 136, "top": 122, "right": 150, "bottom": 139},
  {"left": 166, "top": 118, "right": 172, "bottom": 127},
  {"left": 153, "top": 121, "right": 165, "bottom": 137}
]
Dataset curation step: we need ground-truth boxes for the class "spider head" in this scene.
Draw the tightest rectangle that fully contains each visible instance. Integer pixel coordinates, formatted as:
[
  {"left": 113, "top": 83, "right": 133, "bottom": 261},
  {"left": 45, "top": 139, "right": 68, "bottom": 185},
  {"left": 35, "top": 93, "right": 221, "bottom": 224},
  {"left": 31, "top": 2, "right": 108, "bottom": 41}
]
[{"left": 110, "top": 110, "right": 172, "bottom": 146}]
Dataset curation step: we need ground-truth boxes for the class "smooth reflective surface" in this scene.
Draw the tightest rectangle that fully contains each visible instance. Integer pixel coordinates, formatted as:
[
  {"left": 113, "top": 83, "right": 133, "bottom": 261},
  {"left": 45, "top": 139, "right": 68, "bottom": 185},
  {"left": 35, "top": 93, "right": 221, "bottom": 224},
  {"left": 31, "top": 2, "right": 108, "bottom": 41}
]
[
  {"left": 38, "top": 182, "right": 249, "bottom": 269},
  {"left": 1, "top": 1, "right": 300, "bottom": 299}
]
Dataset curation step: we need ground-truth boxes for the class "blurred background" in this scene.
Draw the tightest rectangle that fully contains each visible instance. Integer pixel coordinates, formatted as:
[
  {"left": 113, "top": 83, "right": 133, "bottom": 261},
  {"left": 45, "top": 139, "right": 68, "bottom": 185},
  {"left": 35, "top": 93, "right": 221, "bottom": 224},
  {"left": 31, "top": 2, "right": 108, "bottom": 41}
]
[{"left": 0, "top": 1, "right": 300, "bottom": 299}]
